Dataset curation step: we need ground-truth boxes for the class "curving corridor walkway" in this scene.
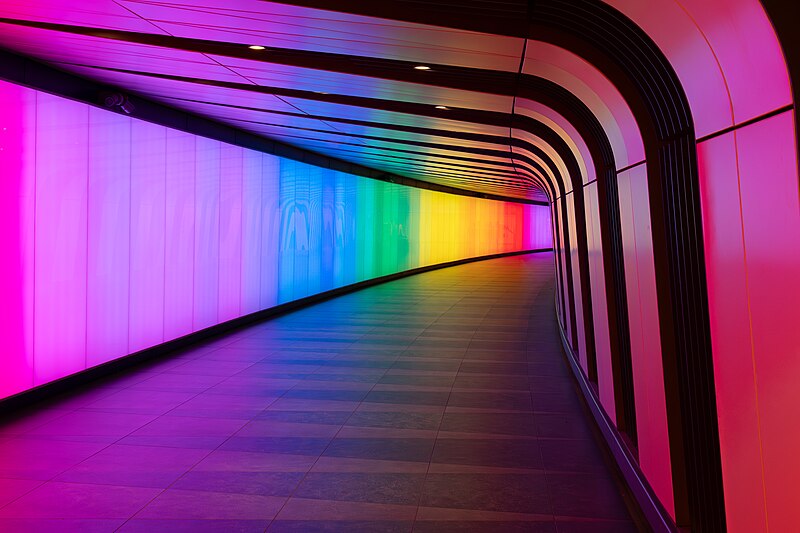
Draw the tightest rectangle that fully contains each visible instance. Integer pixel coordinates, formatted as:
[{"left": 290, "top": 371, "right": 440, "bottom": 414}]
[{"left": 0, "top": 253, "right": 640, "bottom": 532}]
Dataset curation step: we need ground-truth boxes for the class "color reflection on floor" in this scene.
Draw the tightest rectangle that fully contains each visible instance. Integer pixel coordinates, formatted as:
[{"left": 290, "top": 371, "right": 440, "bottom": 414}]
[{"left": 0, "top": 253, "right": 639, "bottom": 532}]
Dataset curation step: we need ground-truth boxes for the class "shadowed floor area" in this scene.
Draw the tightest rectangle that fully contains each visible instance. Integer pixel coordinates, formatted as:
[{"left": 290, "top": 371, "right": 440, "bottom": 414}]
[{"left": 0, "top": 253, "right": 640, "bottom": 532}]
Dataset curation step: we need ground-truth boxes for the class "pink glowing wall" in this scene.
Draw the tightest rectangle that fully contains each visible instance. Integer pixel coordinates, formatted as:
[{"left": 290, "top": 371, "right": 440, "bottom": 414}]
[
  {"left": 616, "top": 165, "right": 674, "bottom": 515},
  {"left": 698, "top": 110, "right": 800, "bottom": 532},
  {"left": 553, "top": 199, "right": 572, "bottom": 342},
  {"left": 0, "top": 79, "right": 552, "bottom": 402},
  {"left": 583, "top": 182, "right": 614, "bottom": 421},
  {"left": 564, "top": 193, "right": 588, "bottom": 369}
]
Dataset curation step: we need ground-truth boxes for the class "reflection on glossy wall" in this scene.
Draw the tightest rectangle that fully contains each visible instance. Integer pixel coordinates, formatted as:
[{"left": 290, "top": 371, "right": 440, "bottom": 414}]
[{"left": 0, "top": 79, "right": 552, "bottom": 402}]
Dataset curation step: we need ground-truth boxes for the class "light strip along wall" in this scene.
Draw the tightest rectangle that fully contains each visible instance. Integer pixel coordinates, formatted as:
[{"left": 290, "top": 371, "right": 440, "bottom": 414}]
[{"left": 0, "top": 79, "right": 552, "bottom": 401}]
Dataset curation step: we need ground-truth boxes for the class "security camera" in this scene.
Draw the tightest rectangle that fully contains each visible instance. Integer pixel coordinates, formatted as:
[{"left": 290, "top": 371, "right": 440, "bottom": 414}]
[{"left": 101, "top": 92, "right": 135, "bottom": 115}]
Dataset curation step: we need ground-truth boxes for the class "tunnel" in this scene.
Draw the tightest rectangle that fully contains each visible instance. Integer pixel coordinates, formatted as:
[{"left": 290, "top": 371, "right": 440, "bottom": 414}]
[{"left": 0, "top": 1, "right": 797, "bottom": 531}]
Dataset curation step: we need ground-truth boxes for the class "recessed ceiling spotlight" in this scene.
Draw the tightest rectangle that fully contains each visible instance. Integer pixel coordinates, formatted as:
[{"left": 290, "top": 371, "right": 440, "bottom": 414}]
[
  {"left": 435, "top": 105, "right": 449, "bottom": 110},
  {"left": 414, "top": 65, "right": 431, "bottom": 70},
  {"left": 248, "top": 45, "right": 266, "bottom": 50}
]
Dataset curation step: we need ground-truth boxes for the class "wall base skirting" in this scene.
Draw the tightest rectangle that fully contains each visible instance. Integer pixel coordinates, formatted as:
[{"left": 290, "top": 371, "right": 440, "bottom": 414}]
[
  {"left": 557, "top": 316, "right": 678, "bottom": 533},
  {"left": 0, "top": 248, "right": 551, "bottom": 415}
]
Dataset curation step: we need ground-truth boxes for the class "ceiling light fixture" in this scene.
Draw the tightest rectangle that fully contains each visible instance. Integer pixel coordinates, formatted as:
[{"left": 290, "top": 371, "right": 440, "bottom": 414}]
[
  {"left": 435, "top": 105, "right": 449, "bottom": 110},
  {"left": 248, "top": 45, "right": 266, "bottom": 50},
  {"left": 414, "top": 65, "right": 431, "bottom": 70}
]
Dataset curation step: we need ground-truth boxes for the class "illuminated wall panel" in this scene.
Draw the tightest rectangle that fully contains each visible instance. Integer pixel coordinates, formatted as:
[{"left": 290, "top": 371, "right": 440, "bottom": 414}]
[
  {"left": 584, "top": 183, "right": 615, "bottom": 421},
  {"left": 240, "top": 151, "right": 263, "bottom": 316},
  {"left": 163, "top": 130, "right": 196, "bottom": 341},
  {"left": 737, "top": 113, "right": 800, "bottom": 533},
  {"left": 0, "top": 79, "right": 552, "bottom": 402},
  {"left": 0, "top": 82, "right": 34, "bottom": 398},
  {"left": 697, "top": 130, "right": 766, "bottom": 532},
  {"left": 34, "top": 93, "right": 88, "bottom": 385},
  {"left": 551, "top": 212, "right": 565, "bottom": 325},
  {"left": 553, "top": 199, "right": 572, "bottom": 342},
  {"left": 129, "top": 121, "right": 167, "bottom": 354},
  {"left": 564, "top": 193, "right": 587, "bottom": 370},
  {"left": 320, "top": 168, "right": 335, "bottom": 293},
  {"left": 332, "top": 171, "right": 357, "bottom": 288},
  {"left": 218, "top": 144, "right": 243, "bottom": 323},
  {"left": 193, "top": 137, "right": 222, "bottom": 331},
  {"left": 258, "top": 155, "right": 280, "bottom": 311},
  {"left": 700, "top": 111, "right": 800, "bottom": 532},
  {"left": 291, "top": 159, "right": 311, "bottom": 300},
  {"left": 87, "top": 108, "right": 131, "bottom": 367},
  {"left": 617, "top": 166, "right": 674, "bottom": 517},
  {"left": 525, "top": 203, "right": 552, "bottom": 255}
]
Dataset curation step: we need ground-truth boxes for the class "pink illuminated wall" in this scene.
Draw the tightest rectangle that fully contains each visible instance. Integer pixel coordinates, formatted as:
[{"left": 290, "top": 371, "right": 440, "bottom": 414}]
[
  {"left": 698, "top": 110, "right": 800, "bottom": 532},
  {"left": 564, "top": 193, "right": 588, "bottom": 369},
  {"left": 583, "top": 182, "right": 614, "bottom": 421},
  {"left": 0, "top": 79, "right": 551, "bottom": 402},
  {"left": 0, "top": 79, "right": 34, "bottom": 399},
  {"left": 615, "top": 165, "right": 674, "bottom": 516}
]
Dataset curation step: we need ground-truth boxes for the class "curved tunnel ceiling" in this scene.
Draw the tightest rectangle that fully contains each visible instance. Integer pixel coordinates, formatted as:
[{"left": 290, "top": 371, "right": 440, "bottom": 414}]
[
  {"left": 0, "top": 0, "right": 788, "bottom": 205},
  {"left": 0, "top": 0, "right": 590, "bottom": 203}
]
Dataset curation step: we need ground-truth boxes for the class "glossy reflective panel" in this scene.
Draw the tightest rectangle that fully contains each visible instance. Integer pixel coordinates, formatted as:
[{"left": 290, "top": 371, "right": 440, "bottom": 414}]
[
  {"left": 616, "top": 165, "right": 674, "bottom": 517},
  {"left": 699, "top": 111, "right": 800, "bottom": 532},
  {"left": 605, "top": 0, "right": 791, "bottom": 135}
]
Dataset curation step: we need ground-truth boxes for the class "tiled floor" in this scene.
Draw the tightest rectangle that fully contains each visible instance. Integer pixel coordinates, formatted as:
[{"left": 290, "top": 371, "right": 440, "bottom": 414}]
[{"left": 0, "top": 253, "right": 641, "bottom": 532}]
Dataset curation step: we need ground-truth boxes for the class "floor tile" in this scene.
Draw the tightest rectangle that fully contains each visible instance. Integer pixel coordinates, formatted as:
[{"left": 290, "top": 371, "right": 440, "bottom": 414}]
[
  {"left": 0, "top": 478, "right": 43, "bottom": 507},
  {"left": 363, "top": 391, "right": 449, "bottom": 406},
  {"left": 310, "top": 457, "right": 428, "bottom": 474},
  {"left": 118, "top": 415, "right": 247, "bottom": 450},
  {"left": 25, "top": 411, "right": 156, "bottom": 439},
  {"left": 190, "top": 450, "right": 317, "bottom": 473},
  {"left": 0, "top": 438, "right": 110, "bottom": 480},
  {"left": 447, "top": 391, "right": 533, "bottom": 411},
  {"left": 421, "top": 473, "right": 552, "bottom": 514},
  {"left": 0, "top": 518, "right": 125, "bottom": 532},
  {"left": 222, "top": 436, "right": 333, "bottom": 456},
  {"left": 439, "top": 412, "right": 538, "bottom": 436},
  {"left": 555, "top": 519, "right": 640, "bottom": 533},
  {"left": 431, "top": 438, "right": 543, "bottom": 469},
  {"left": 547, "top": 472, "right": 633, "bottom": 520},
  {"left": 323, "top": 438, "right": 435, "bottom": 463},
  {"left": 119, "top": 519, "right": 268, "bottom": 532},
  {"left": 0, "top": 482, "right": 159, "bottom": 519},
  {"left": 294, "top": 472, "right": 425, "bottom": 505},
  {"left": 414, "top": 521, "right": 555, "bottom": 532},
  {"left": 276, "top": 497, "right": 418, "bottom": 521},
  {"left": 55, "top": 444, "right": 208, "bottom": 488},
  {"left": 171, "top": 471, "right": 304, "bottom": 496},
  {"left": 539, "top": 438, "right": 611, "bottom": 473},
  {"left": 134, "top": 489, "right": 285, "bottom": 520},
  {"left": 345, "top": 411, "right": 442, "bottom": 431},
  {"left": 255, "top": 411, "right": 352, "bottom": 425},
  {"left": 268, "top": 520, "right": 412, "bottom": 532}
]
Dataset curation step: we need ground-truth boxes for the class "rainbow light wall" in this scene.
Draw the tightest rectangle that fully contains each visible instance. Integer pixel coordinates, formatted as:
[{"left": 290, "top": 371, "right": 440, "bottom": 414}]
[{"left": 0, "top": 79, "right": 552, "bottom": 401}]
